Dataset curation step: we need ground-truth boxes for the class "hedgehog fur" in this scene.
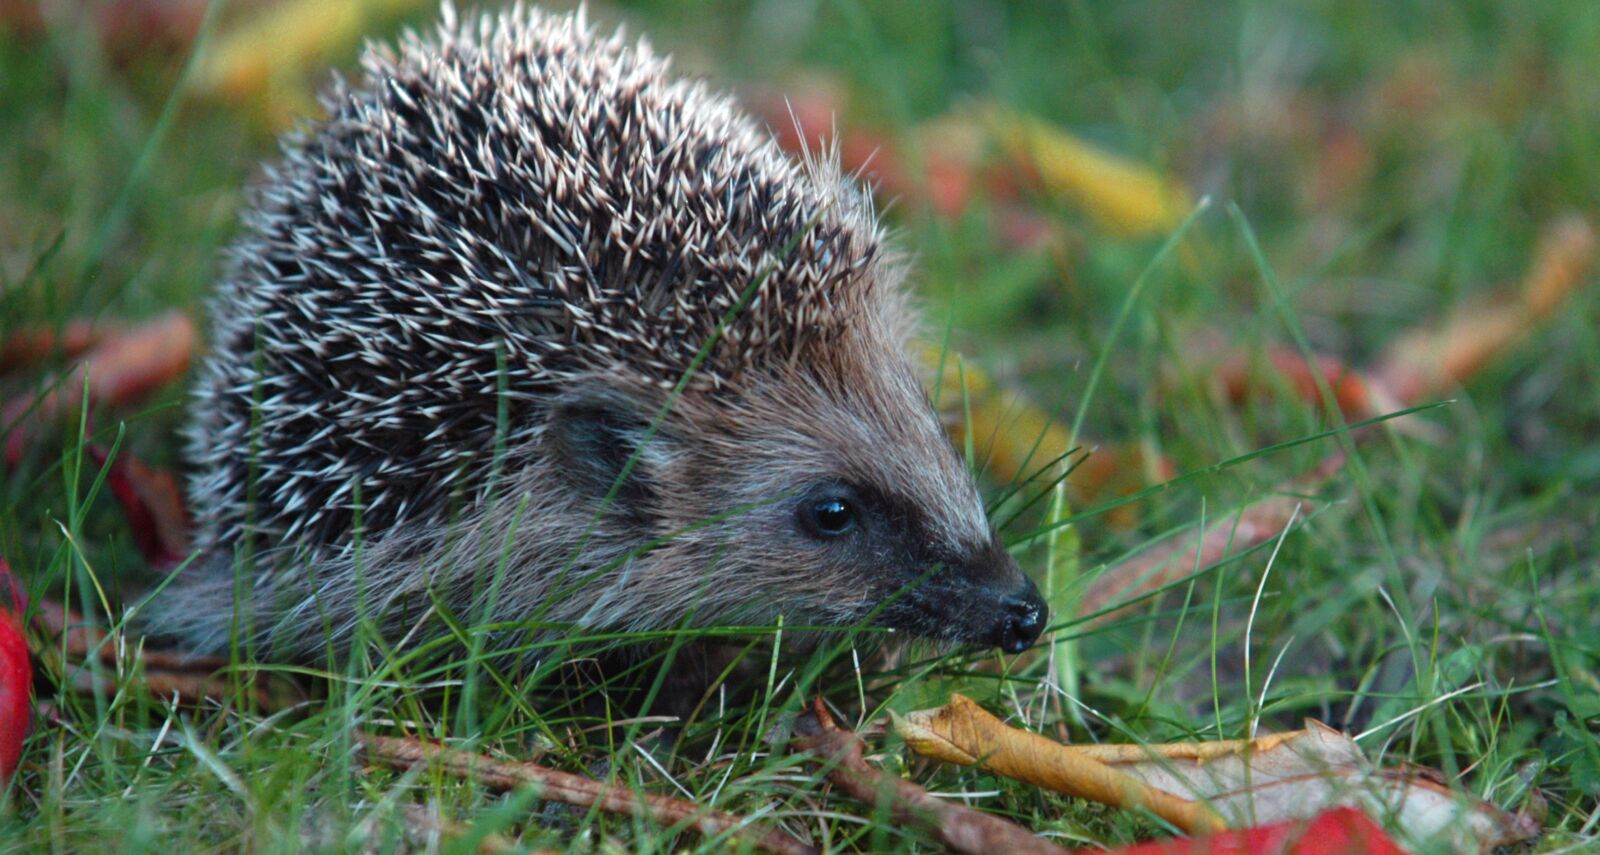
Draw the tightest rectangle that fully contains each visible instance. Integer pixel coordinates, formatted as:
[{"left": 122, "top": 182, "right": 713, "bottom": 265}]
[{"left": 165, "top": 3, "right": 1046, "bottom": 667}]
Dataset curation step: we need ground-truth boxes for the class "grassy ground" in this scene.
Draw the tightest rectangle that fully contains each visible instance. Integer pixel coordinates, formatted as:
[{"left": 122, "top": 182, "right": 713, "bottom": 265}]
[{"left": 2, "top": 0, "right": 1598, "bottom": 851}]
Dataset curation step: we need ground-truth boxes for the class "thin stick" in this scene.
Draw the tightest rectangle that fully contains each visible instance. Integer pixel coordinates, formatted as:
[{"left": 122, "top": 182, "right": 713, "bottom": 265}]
[
  {"left": 33, "top": 600, "right": 230, "bottom": 672},
  {"left": 355, "top": 732, "right": 816, "bottom": 855},
  {"left": 792, "top": 698, "right": 1071, "bottom": 855}
]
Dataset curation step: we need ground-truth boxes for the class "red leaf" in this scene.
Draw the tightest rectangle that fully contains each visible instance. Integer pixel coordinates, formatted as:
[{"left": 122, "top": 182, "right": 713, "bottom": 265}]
[
  {"left": 1217, "top": 347, "right": 1374, "bottom": 420},
  {"left": 1092, "top": 807, "right": 1409, "bottom": 855},
  {"left": 0, "top": 559, "right": 33, "bottom": 785},
  {"left": 88, "top": 446, "right": 192, "bottom": 570},
  {"left": 3, "top": 311, "right": 195, "bottom": 465},
  {"left": 0, "top": 319, "right": 111, "bottom": 375}
]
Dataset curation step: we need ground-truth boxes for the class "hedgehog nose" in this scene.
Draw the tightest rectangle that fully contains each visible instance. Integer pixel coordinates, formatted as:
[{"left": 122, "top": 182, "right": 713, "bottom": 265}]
[{"left": 997, "top": 579, "right": 1048, "bottom": 653}]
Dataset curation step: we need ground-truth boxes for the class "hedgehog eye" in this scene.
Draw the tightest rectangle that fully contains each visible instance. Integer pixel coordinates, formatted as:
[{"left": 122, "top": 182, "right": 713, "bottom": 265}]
[{"left": 800, "top": 495, "right": 859, "bottom": 539}]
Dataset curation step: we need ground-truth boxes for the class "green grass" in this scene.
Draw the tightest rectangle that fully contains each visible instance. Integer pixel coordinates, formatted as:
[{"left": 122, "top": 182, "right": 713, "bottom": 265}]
[{"left": 2, "top": 0, "right": 1599, "bottom": 851}]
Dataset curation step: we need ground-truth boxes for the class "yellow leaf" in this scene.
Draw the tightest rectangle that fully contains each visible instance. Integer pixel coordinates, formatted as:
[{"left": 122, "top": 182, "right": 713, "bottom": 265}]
[
  {"left": 990, "top": 108, "right": 1191, "bottom": 236},
  {"left": 196, "top": 0, "right": 426, "bottom": 105},
  {"left": 895, "top": 693, "right": 1227, "bottom": 833}
]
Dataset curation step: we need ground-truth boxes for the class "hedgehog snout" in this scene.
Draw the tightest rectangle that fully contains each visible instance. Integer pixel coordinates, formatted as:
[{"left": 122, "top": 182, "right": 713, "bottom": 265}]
[
  {"left": 989, "top": 575, "right": 1048, "bottom": 653},
  {"left": 947, "top": 545, "right": 1049, "bottom": 653}
]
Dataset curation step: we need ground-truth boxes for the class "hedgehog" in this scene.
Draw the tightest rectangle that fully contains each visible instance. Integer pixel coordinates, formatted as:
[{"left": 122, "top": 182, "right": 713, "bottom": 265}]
[{"left": 162, "top": 3, "right": 1047, "bottom": 681}]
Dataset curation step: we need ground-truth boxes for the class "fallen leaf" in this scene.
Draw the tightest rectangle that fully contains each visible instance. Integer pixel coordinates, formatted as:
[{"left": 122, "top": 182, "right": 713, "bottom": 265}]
[
  {"left": 989, "top": 108, "right": 1192, "bottom": 236},
  {"left": 1375, "top": 214, "right": 1595, "bottom": 404},
  {"left": 1301, "top": 124, "right": 1375, "bottom": 211},
  {"left": 1217, "top": 349, "right": 1375, "bottom": 421},
  {"left": 927, "top": 349, "right": 1073, "bottom": 490},
  {"left": 194, "top": 0, "right": 426, "bottom": 120},
  {"left": 2, "top": 311, "right": 195, "bottom": 465},
  {"left": 1201, "top": 218, "right": 1591, "bottom": 440},
  {"left": 925, "top": 350, "right": 1169, "bottom": 525},
  {"left": 1096, "top": 806, "right": 1406, "bottom": 855},
  {"left": 895, "top": 694, "right": 1227, "bottom": 834},
  {"left": 756, "top": 81, "right": 978, "bottom": 216},
  {"left": 0, "top": 0, "right": 204, "bottom": 58},
  {"left": 897, "top": 694, "right": 1539, "bottom": 853},
  {"left": 796, "top": 698, "right": 1070, "bottom": 855},
  {"left": 88, "top": 446, "right": 192, "bottom": 570},
  {"left": 0, "top": 319, "right": 112, "bottom": 374},
  {"left": 994, "top": 204, "right": 1068, "bottom": 255},
  {"left": 0, "top": 560, "right": 32, "bottom": 785}
]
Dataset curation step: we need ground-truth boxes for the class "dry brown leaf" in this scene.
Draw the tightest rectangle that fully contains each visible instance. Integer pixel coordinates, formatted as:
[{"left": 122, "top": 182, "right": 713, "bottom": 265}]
[{"left": 897, "top": 694, "right": 1539, "bottom": 853}]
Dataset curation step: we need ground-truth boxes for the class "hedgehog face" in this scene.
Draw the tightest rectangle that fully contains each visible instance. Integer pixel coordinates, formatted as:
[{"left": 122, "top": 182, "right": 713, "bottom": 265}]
[
  {"left": 778, "top": 475, "right": 1049, "bottom": 654},
  {"left": 598, "top": 339, "right": 1051, "bottom": 654},
  {"left": 541, "top": 357, "right": 1046, "bottom": 654},
  {"left": 734, "top": 362, "right": 1048, "bottom": 654}
]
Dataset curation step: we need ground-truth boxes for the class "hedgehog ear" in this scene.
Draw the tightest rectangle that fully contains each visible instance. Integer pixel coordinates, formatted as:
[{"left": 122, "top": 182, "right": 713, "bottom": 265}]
[{"left": 544, "top": 382, "right": 674, "bottom": 513}]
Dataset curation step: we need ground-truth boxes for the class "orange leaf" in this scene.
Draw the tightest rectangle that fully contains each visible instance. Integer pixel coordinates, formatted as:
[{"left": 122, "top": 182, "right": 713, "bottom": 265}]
[
  {"left": 896, "top": 694, "right": 1228, "bottom": 834},
  {"left": 1218, "top": 349, "right": 1374, "bottom": 420},
  {"left": 897, "top": 694, "right": 1538, "bottom": 852},
  {"left": 1375, "top": 214, "right": 1595, "bottom": 404}
]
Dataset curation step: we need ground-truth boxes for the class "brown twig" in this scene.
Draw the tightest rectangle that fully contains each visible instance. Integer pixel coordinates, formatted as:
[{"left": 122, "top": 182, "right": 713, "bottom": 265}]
[
  {"left": 355, "top": 731, "right": 816, "bottom": 855},
  {"left": 32, "top": 599, "right": 303, "bottom": 710},
  {"left": 34, "top": 609, "right": 794, "bottom": 851},
  {"left": 792, "top": 698, "right": 1071, "bottom": 855},
  {"left": 31, "top": 599, "right": 229, "bottom": 672},
  {"left": 64, "top": 667, "right": 292, "bottom": 711}
]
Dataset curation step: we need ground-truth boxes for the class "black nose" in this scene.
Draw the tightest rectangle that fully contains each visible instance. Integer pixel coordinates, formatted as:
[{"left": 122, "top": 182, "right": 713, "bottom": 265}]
[{"left": 997, "top": 579, "right": 1048, "bottom": 653}]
